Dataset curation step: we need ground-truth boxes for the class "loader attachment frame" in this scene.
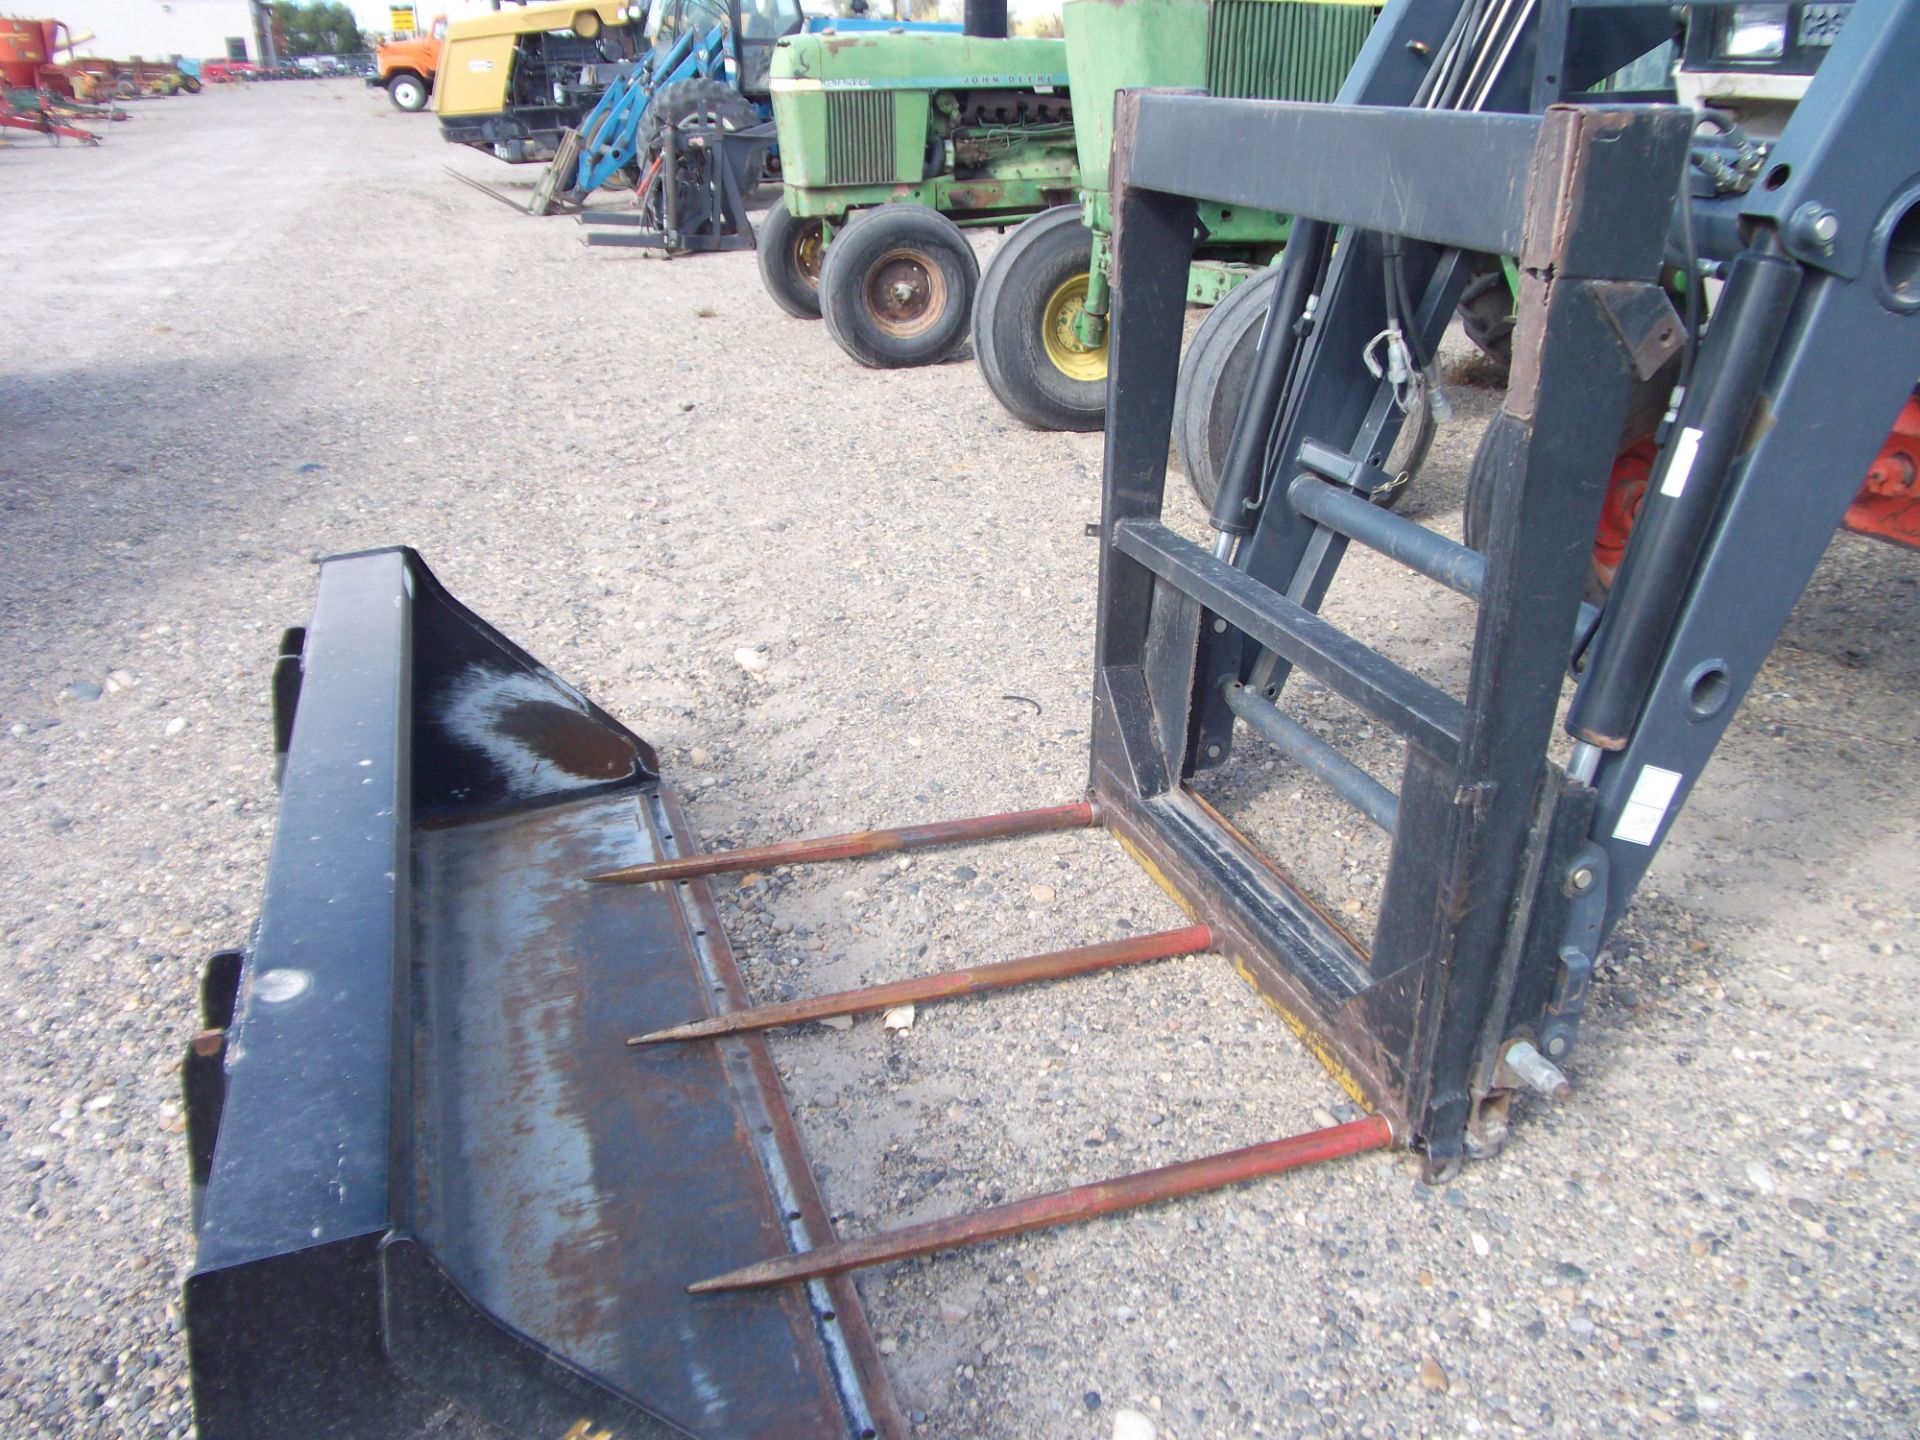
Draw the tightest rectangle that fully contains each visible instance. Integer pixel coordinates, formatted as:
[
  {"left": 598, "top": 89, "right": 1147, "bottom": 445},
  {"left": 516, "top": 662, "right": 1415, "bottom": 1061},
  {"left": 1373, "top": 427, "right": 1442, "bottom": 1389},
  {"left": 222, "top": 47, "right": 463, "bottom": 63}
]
[
  {"left": 1095, "top": 0, "right": 1919, "bottom": 1175},
  {"left": 185, "top": 549, "right": 902, "bottom": 1440}
]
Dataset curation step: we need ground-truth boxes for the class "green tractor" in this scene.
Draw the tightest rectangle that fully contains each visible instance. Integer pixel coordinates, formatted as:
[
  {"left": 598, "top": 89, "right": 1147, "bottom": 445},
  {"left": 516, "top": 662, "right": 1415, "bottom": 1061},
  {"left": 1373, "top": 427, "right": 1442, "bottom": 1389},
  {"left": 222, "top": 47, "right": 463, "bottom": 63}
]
[
  {"left": 973, "top": 0, "right": 1380, "bottom": 437},
  {"left": 757, "top": 30, "right": 1080, "bottom": 368}
]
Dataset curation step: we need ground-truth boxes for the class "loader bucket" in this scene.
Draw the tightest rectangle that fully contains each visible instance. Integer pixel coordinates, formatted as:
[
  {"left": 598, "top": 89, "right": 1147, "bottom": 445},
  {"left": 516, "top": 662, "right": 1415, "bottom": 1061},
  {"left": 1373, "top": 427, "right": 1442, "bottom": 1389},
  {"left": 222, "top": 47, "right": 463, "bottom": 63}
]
[{"left": 184, "top": 548, "right": 902, "bottom": 1440}]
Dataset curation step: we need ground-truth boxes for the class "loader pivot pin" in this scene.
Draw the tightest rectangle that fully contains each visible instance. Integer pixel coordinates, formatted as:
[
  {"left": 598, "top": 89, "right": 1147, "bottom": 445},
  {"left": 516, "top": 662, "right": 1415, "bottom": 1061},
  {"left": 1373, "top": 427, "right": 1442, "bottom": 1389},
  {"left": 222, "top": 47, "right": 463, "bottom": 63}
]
[
  {"left": 586, "top": 801, "right": 1096, "bottom": 885},
  {"left": 630, "top": 924, "right": 1214, "bottom": 1044},
  {"left": 688, "top": 1115, "right": 1394, "bottom": 1294}
]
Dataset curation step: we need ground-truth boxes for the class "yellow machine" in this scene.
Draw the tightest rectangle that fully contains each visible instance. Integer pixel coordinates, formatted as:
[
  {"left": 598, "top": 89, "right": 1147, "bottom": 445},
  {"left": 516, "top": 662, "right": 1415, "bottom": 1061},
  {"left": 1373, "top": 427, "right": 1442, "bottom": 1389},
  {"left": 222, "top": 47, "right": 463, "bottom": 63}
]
[{"left": 435, "top": 0, "right": 642, "bottom": 162}]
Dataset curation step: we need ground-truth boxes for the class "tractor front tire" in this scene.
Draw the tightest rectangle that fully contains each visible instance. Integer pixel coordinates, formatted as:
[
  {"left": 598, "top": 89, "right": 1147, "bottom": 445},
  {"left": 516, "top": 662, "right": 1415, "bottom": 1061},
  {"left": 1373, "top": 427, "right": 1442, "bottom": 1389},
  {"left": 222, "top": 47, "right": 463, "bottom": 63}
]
[
  {"left": 819, "top": 206, "right": 977, "bottom": 369},
  {"left": 1465, "top": 361, "right": 1678, "bottom": 592},
  {"left": 972, "top": 205, "right": 1106, "bottom": 431},
  {"left": 181, "top": 74, "right": 202, "bottom": 93},
  {"left": 387, "top": 72, "right": 429, "bottom": 112},
  {"left": 758, "top": 197, "right": 827, "bottom": 320}
]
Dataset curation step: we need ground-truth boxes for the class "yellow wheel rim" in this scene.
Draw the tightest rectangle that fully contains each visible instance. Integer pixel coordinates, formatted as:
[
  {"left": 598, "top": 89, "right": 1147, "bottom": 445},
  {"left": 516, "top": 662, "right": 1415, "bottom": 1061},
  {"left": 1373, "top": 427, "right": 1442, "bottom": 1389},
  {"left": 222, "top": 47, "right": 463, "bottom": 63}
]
[
  {"left": 1041, "top": 273, "right": 1108, "bottom": 384},
  {"left": 794, "top": 223, "right": 824, "bottom": 287}
]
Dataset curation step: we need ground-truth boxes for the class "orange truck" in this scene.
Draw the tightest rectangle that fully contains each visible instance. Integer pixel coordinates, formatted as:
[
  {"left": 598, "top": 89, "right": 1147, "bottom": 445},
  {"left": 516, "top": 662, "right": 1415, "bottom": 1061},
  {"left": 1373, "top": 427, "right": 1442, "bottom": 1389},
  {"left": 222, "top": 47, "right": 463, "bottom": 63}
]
[{"left": 367, "top": 13, "right": 445, "bottom": 111}]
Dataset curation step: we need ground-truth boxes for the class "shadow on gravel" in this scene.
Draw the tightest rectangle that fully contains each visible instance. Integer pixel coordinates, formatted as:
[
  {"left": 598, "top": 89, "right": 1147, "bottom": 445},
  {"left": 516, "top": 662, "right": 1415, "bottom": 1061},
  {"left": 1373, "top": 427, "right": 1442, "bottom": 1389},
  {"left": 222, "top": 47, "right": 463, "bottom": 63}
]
[{"left": 0, "top": 352, "right": 339, "bottom": 664}]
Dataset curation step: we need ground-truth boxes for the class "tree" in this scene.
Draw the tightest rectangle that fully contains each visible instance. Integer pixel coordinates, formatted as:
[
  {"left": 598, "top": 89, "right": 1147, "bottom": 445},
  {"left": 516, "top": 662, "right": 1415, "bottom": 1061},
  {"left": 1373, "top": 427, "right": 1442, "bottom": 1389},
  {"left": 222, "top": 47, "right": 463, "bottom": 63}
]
[{"left": 272, "top": 1, "right": 364, "bottom": 56}]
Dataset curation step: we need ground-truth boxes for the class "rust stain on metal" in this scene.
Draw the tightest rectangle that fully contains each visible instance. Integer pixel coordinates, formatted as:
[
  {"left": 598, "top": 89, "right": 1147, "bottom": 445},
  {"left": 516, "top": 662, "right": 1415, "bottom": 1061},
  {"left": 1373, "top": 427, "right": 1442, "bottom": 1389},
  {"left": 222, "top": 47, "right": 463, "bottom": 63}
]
[
  {"left": 493, "top": 697, "right": 640, "bottom": 780},
  {"left": 1100, "top": 793, "right": 1398, "bottom": 1119},
  {"left": 586, "top": 800, "right": 1097, "bottom": 885},
  {"left": 631, "top": 924, "right": 1214, "bottom": 1044},
  {"left": 689, "top": 1116, "right": 1395, "bottom": 1293}
]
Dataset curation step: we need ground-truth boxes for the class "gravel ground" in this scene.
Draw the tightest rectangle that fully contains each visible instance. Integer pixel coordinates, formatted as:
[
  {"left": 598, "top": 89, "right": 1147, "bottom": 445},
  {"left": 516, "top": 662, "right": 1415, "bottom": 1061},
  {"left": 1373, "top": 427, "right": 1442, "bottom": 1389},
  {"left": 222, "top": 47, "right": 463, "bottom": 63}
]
[{"left": 1, "top": 82, "right": 1916, "bottom": 1440}]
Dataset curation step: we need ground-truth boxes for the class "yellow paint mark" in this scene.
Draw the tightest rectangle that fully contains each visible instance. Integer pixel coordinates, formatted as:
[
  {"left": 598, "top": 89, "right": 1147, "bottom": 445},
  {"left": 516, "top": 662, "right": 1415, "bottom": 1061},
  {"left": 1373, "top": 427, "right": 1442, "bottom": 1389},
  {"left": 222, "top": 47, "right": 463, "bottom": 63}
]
[
  {"left": 560, "top": 1422, "right": 614, "bottom": 1440},
  {"left": 1229, "top": 954, "right": 1372, "bottom": 1110},
  {"left": 1109, "top": 827, "right": 1382, "bottom": 1124},
  {"left": 1112, "top": 832, "right": 1196, "bottom": 918}
]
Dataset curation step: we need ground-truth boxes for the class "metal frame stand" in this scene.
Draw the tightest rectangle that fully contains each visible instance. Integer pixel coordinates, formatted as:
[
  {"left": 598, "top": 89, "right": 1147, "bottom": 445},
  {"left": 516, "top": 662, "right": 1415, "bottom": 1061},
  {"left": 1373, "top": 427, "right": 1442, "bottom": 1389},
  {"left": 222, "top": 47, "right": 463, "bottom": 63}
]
[
  {"left": 1093, "top": 96, "right": 1690, "bottom": 1178},
  {"left": 1089, "top": 0, "right": 1920, "bottom": 1178},
  {"left": 580, "top": 118, "right": 774, "bottom": 255}
]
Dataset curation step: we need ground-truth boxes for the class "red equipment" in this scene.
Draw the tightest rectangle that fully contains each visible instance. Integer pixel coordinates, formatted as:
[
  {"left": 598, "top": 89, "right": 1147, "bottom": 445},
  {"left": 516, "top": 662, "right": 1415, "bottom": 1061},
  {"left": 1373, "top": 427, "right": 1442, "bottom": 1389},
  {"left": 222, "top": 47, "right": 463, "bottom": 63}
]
[
  {"left": 1597, "top": 388, "right": 1920, "bottom": 586},
  {"left": 1846, "top": 392, "right": 1920, "bottom": 550},
  {"left": 0, "top": 91, "right": 101, "bottom": 142}
]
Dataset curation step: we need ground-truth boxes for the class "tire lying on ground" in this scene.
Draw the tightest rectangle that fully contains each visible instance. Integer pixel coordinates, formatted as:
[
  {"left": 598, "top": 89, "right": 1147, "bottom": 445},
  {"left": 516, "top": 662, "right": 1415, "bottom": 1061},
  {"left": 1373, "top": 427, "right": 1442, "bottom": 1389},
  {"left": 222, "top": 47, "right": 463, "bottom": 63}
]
[
  {"left": 387, "top": 72, "right": 429, "bottom": 112},
  {"left": 758, "top": 196, "right": 827, "bottom": 320},
  {"left": 819, "top": 205, "right": 978, "bottom": 369},
  {"left": 972, "top": 204, "right": 1107, "bottom": 431}
]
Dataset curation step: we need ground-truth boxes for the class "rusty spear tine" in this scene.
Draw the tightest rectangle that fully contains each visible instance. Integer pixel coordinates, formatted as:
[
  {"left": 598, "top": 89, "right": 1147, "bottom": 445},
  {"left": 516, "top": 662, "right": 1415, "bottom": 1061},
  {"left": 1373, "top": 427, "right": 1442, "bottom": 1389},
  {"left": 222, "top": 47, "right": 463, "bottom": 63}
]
[
  {"left": 630, "top": 925, "right": 1213, "bottom": 1045},
  {"left": 688, "top": 1115, "right": 1395, "bottom": 1294},
  {"left": 585, "top": 801, "right": 1097, "bottom": 886}
]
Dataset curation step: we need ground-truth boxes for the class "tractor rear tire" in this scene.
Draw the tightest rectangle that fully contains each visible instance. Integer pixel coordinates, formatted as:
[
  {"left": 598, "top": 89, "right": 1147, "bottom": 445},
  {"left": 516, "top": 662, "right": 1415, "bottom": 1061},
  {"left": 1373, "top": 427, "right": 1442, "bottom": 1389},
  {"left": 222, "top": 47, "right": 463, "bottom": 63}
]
[
  {"left": 1177, "top": 263, "right": 1434, "bottom": 513},
  {"left": 387, "top": 72, "right": 429, "bottom": 112},
  {"left": 638, "top": 76, "right": 757, "bottom": 149},
  {"left": 181, "top": 74, "right": 201, "bottom": 93},
  {"left": 819, "top": 205, "right": 978, "bottom": 369},
  {"left": 758, "top": 196, "right": 827, "bottom": 320},
  {"left": 1173, "top": 265, "right": 1281, "bottom": 510},
  {"left": 1458, "top": 255, "right": 1516, "bottom": 374},
  {"left": 972, "top": 205, "right": 1106, "bottom": 431}
]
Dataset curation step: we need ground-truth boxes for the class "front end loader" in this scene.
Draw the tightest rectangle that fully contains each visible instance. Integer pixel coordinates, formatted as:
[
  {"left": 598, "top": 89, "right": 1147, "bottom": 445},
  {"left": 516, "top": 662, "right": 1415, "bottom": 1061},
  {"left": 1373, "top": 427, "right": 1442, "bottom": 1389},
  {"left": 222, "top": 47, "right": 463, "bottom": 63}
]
[
  {"left": 756, "top": 31, "right": 1079, "bottom": 368},
  {"left": 188, "top": 1, "right": 1920, "bottom": 1435},
  {"left": 435, "top": 0, "right": 648, "bottom": 164}
]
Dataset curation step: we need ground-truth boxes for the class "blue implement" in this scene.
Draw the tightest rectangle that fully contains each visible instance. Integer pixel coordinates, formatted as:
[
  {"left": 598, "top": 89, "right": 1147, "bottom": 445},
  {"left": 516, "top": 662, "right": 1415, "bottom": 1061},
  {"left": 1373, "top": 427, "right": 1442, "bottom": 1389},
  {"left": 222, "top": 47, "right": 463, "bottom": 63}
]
[{"left": 573, "top": 22, "right": 727, "bottom": 195}]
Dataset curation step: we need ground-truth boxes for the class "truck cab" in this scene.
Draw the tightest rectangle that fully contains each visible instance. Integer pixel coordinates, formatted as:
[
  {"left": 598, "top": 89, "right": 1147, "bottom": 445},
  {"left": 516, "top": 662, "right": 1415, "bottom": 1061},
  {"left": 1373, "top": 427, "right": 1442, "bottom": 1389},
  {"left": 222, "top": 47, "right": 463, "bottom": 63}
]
[{"left": 370, "top": 14, "right": 446, "bottom": 112}]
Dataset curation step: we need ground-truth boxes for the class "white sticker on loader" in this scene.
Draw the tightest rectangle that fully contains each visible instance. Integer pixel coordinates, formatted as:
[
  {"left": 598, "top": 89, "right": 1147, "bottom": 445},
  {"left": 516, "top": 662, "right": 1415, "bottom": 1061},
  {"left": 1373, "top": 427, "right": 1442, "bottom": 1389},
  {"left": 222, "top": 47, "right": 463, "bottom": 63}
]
[
  {"left": 1659, "top": 426, "right": 1704, "bottom": 498},
  {"left": 467, "top": 57, "right": 495, "bottom": 71},
  {"left": 1612, "top": 764, "right": 1684, "bottom": 846}
]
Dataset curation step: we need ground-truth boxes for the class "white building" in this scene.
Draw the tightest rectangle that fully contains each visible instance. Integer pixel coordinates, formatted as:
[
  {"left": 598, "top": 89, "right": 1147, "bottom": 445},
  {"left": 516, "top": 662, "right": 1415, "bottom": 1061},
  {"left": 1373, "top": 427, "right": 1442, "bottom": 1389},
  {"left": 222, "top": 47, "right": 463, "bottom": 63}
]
[
  {"left": 61, "top": 0, "right": 273, "bottom": 63},
  {"left": 60, "top": 0, "right": 1059, "bottom": 62},
  {"left": 57, "top": 0, "right": 494, "bottom": 61}
]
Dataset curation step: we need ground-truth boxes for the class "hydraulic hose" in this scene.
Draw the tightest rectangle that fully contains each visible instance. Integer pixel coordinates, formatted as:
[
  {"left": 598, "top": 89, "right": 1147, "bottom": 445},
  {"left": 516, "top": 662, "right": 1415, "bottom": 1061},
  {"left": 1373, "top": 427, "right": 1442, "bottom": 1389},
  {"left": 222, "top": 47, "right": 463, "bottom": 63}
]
[{"left": 1208, "top": 218, "right": 1331, "bottom": 538}]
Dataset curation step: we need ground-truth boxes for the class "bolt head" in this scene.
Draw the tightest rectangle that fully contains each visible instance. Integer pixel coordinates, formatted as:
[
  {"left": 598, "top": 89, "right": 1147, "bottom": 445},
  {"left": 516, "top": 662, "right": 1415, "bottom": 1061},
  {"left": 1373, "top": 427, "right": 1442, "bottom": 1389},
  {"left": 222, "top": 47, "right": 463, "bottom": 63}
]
[
  {"left": 1810, "top": 209, "right": 1840, "bottom": 244},
  {"left": 1205, "top": 744, "right": 1222, "bottom": 759},
  {"left": 1569, "top": 865, "right": 1595, "bottom": 893},
  {"left": 1545, "top": 1034, "right": 1569, "bottom": 1059},
  {"left": 1211, "top": 618, "right": 1228, "bottom": 634}
]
